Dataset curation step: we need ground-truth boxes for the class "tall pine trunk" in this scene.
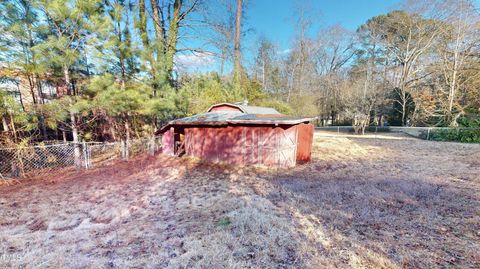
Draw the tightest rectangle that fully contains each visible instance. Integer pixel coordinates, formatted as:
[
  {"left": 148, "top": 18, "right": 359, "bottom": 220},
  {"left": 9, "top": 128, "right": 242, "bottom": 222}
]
[
  {"left": 165, "top": 0, "right": 182, "bottom": 83},
  {"left": 9, "top": 112, "right": 17, "bottom": 142},
  {"left": 233, "top": 0, "right": 243, "bottom": 97},
  {"left": 2, "top": 116, "right": 9, "bottom": 132},
  {"left": 138, "top": 0, "right": 160, "bottom": 94},
  {"left": 109, "top": 118, "right": 117, "bottom": 141},
  {"left": 116, "top": 19, "right": 127, "bottom": 90},
  {"left": 64, "top": 64, "right": 72, "bottom": 95},
  {"left": 70, "top": 111, "right": 81, "bottom": 167},
  {"left": 64, "top": 64, "right": 81, "bottom": 167},
  {"left": 151, "top": 0, "right": 165, "bottom": 63},
  {"left": 33, "top": 76, "right": 48, "bottom": 140},
  {"left": 124, "top": 118, "right": 130, "bottom": 160}
]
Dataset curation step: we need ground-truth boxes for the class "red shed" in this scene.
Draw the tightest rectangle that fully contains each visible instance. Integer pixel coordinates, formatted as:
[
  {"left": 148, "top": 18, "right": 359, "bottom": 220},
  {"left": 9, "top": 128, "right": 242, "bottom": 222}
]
[{"left": 158, "top": 102, "right": 314, "bottom": 167}]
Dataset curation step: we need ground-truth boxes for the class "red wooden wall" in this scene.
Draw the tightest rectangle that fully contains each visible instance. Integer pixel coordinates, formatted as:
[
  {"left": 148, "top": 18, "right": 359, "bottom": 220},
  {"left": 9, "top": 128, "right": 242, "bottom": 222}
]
[
  {"left": 161, "top": 127, "right": 174, "bottom": 156},
  {"left": 296, "top": 123, "right": 314, "bottom": 163},
  {"left": 183, "top": 125, "right": 298, "bottom": 167},
  {"left": 162, "top": 124, "right": 314, "bottom": 167}
]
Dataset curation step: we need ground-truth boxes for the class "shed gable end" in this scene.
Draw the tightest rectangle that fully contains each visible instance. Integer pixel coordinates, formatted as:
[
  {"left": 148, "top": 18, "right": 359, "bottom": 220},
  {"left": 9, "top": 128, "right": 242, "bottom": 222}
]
[{"left": 208, "top": 104, "right": 244, "bottom": 113}]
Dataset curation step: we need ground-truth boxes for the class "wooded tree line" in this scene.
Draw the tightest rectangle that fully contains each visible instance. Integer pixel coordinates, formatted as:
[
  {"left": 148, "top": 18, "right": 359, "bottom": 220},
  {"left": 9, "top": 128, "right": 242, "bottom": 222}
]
[
  {"left": 251, "top": 0, "right": 480, "bottom": 127},
  {"left": 0, "top": 0, "right": 479, "bottom": 146},
  {"left": 0, "top": 0, "right": 247, "bottom": 146}
]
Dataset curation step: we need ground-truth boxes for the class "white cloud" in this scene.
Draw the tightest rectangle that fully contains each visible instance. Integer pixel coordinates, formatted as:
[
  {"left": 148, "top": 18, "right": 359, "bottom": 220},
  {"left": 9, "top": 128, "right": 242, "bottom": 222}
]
[{"left": 175, "top": 52, "right": 215, "bottom": 72}]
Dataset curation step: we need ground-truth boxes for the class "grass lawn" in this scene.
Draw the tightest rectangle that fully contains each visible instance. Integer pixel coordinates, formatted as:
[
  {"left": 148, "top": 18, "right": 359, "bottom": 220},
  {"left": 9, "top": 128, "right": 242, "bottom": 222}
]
[{"left": 1, "top": 131, "right": 479, "bottom": 268}]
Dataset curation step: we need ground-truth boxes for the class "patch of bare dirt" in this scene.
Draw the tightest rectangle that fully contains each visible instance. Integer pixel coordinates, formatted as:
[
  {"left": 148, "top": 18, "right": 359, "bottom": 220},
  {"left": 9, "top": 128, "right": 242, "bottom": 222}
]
[{"left": 0, "top": 131, "right": 479, "bottom": 268}]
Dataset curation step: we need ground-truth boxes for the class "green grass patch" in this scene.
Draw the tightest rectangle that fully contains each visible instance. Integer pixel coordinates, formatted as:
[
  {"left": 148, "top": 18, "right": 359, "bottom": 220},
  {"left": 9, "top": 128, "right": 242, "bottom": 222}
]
[{"left": 215, "top": 216, "right": 231, "bottom": 228}]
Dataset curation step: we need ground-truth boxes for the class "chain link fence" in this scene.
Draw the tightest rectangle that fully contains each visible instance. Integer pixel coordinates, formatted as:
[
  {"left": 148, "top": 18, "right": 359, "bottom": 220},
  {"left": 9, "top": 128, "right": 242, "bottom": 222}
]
[
  {"left": 316, "top": 126, "right": 480, "bottom": 141},
  {"left": 0, "top": 136, "right": 162, "bottom": 179}
]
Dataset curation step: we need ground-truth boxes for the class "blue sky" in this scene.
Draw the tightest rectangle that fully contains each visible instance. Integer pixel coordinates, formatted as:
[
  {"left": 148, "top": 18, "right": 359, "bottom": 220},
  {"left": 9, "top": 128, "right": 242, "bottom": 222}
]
[
  {"left": 180, "top": 0, "right": 404, "bottom": 73},
  {"left": 246, "top": 0, "right": 401, "bottom": 52},
  {"left": 179, "top": 0, "right": 480, "bottom": 73}
]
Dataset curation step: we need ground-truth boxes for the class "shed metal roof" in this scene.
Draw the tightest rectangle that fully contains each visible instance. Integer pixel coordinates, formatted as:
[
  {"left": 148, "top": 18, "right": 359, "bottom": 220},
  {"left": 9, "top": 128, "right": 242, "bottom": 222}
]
[
  {"left": 168, "top": 111, "right": 242, "bottom": 125},
  {"left": 207, "top": 103, "right": 281, "bottom": 114},
  {"left": 159, "top": 110, "right": 314, "bottom": 132},
  {"left": 238, "top": 105, "right": 280, "bottom": 114},
  {"left": 228, "top": 113, "right": 314, "bottom": 124}
]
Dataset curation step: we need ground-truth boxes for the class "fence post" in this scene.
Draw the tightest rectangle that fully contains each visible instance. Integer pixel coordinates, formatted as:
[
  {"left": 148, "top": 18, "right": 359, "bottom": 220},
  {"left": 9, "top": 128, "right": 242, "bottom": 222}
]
[
  {"left": 73, "top": 142, "right": 81, "bottom": 169},
  {"left": 125, "top": 139, "right": 129, "bottom": 160},
  {"left": 427, "top": 128, "right": 431, "bottom": 140},
  {"left": 121, "top": 140, "right": 129, "bottom": 160},
  {"left": 121, "top": 140, "right": 125, "bottom": 160},
  {"left": 149, "top": 136, "right": 155, "bottom": 156},
  {"left": 82, "top": 142, "right": 88, "bottom": 169}
]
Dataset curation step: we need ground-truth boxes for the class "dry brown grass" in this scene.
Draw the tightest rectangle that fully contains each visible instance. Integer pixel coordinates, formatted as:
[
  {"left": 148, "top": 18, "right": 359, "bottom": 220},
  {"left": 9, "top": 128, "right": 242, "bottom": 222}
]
[{"left": 0, "top": 131, "right": 479, "bottom": 268}]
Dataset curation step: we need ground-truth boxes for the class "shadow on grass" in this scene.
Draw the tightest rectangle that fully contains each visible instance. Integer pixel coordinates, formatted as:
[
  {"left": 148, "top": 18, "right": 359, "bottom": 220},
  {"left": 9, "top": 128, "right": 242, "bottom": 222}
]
[
  {"left": 1, "top": 134, "right": 478, "bottom": 268},
  {"left": 258, "top": 136, "right": 480, "bottom": 268}
]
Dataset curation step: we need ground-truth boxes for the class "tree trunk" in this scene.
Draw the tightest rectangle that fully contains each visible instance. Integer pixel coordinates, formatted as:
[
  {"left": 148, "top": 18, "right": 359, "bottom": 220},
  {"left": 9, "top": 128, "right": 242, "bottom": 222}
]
[
  {"left": 262, "top": 58, "right": 266, "bottom": 90},
  {"left": 70, "top": 111, "right": 81, "bottom": 167},
  {"left": 9, "top": 112, "right": 17, "bottom": 142},
  {"left": 124, "top": 118, "right": 130, "bottom": 160},
  {"left": 125, "top": 119, "right": 130, "bottom": 144},
  {"left": 32, "top": 73, "right": 47, "bottom": 139},
  {"left": 447, "top": 50, "right": 459, "bottom": 125},
  {"left": 233, "top": 0, "right": 243, "bottom": 96},
  {"left": 165, "top": 0, "right": 182, "bottom": 83},
  {"left": 138, "top": 0, "right": 150, "bottom": 49},
  {"left": 401, "top": 89, "right": 407, "bottom": 126},
  {"left": 151, "top": 0, "right": 165, "bottom": 61},
  {"left": 2, "top": 116, "right": 9, "bottom": 132},
  {"left": 120, "top": 64, "right": 126, "bottom": 90},
  {"left": 64, "top": 64, "right": 72, "bottom": 96},
  {"left": 38, "top": 115, "right": 48, "bottom": 140},
  {"left": 399, "top": 62, "right": 409, "bottom": 126},
  {"left": 64, "top": 62, "right": 80, "bottom": 167},
  {"left": 15, "top": 82, "right": 25, "bottom": 111},
  {"left": 35, "top": 77, "right": 44, "bottom": 104},
  {"left": 26, "top": 74, "right": 38, "bottom": 104},
  {"left": 117, "top": 19, "right": 127, "bottom": 90},
  {"left": 220, "top": 50, "right": 226, "bottom": 75},
  {"left": 138, "top": 0, "right": 158, "bottom": 93},
  {"left": 28, "top": 19, "right": 43, "bottom": 104},
  {"left": 110, "top": 123, "right": 117, "bottom": 141},
  {"left": 33, "top": 76, "right": 48, "bottom": 139}
]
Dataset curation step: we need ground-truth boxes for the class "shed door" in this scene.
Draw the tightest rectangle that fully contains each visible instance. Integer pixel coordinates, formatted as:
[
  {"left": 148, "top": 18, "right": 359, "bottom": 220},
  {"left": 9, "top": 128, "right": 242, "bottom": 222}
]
[
  {"left": 253, "top": 126, "right": 297, "bottom": 167},
  {"left": 276, "top": 126, "right": 297, "bottom": 167}
]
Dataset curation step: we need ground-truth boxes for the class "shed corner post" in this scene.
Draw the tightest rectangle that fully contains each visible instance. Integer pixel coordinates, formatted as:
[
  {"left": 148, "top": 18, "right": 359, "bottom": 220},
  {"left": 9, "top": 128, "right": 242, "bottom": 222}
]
[{"left": 294, "top": 125, "right": 299, "bottom": 167}]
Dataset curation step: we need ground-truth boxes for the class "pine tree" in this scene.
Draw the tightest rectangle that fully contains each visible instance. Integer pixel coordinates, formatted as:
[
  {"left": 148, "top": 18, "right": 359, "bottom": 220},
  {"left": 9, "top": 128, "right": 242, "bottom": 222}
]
[
  {"left": 0, "top": 0, "right": 47, "bottom": 105},
  {"left": 0, "top": 90, "right": 35, "bottom": 143},
  {"left": 103, "top": 0, "right": 137, "bottom": 89},
  {"left": 33, "top": 0, "right": 109, "bottom": 164}
]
